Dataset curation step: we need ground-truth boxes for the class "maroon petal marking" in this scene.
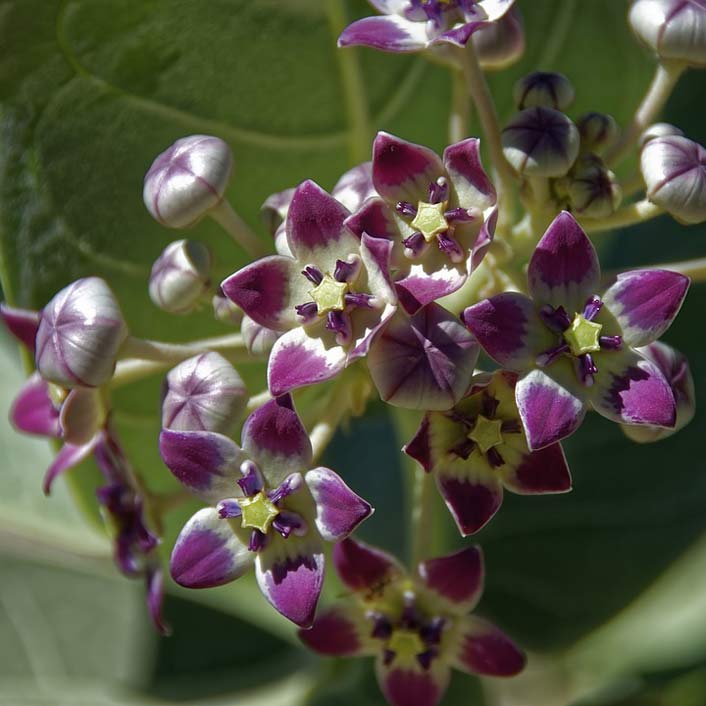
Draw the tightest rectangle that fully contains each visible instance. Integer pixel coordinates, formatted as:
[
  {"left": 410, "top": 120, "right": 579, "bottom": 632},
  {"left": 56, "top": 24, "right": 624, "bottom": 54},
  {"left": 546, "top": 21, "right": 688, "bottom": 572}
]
[
  {"left": 503, "top": 443, "right": 572, "bottom": 494},
  {"left": 338, "top": 15, "right": 429, "bottom": 54},
  {"left": 418, "top": 546, "right": 484, "bottom": 614},
  {"left": 378, "top": 662, "right": 450, "bottom": 706},
  {"left": 435, "top": 472, "right": 503, "bottom": 536},
  {"left": 404, "top": 414, "right": 433, "bottom": 472},
  {"left": 454, "top": 616, "right": 526, "bottom": 677},
  {"left": 298, "top": 605, "right": 367, "bottom": 656},
  {"left": 333, "top": 537, "right": 404, "bottom": 594},
  {"left": 10, "top": 374, "right": 60, "bottom": 438},
  {"left": 443, "top": 138, "right": 497, "bottom": 211}
]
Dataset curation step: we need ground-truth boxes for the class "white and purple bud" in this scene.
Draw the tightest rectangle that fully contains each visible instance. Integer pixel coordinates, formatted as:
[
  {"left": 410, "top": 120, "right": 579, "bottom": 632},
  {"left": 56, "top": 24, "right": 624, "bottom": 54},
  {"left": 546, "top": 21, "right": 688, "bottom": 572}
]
[
  {"left": 161, "top": 352, "right": 247, "bottom": 434},
  {"left": 473, "top": 8, "right": 525, "bottom": 70},
  {"left": 502, "top": 107, "right": 580, "bottom": 178},
  {"left": 212, "top": 291, "right": 243, "bottom": 326},
  {"left": 143, "top": 135, "right": 232, "bottom": 229},
  {"left": 641, "top": 135, "right": 706, "bottom": 223},
  {"left": 241, "top": 314, "right": 280, "bottom": 356},
  {"left": 629, "top": 0, "right": 706, "bottom": 67},
  {"left": 640, "top": 122, "right": 684, "bottom": 147},
  {"left": 513, "top": 71, "right": 575, "bottom": 111},
  {"left": 149, "top": 239, "right": 212, "bottom": 314},
  {"left": 623, "top": 341, "right": 695, "bottom": 443},
  {"left": 567, "top": 156, "right": 622, "bottom": 218},
  {"left": 59, "top": 387, "right": 107, "bottom": 446},
  {"left": 577, "top": 112, "right": 619, "bottom": 154},
  {"left": 36, "top": 277, "right": 128, "bottom": 388}
]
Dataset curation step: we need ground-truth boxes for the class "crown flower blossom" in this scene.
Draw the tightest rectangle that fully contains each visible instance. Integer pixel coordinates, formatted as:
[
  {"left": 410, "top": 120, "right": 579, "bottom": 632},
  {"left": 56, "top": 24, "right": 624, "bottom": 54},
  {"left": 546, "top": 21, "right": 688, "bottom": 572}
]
[
  {"left": 220, "top": 180, "right": 397, "bottom": 397},
  {"left": 299, "top": 538, "right": 525, "bottom": 706},
  {"left": 337, "top": 0, "right": 516, "bottom": 54},
  {"left": 463, "top": 212, "right": 689, "bottom": 450},
  {"left": 348, "top": 132, "right": 497, "bottom": 314},
  {"left": 160, "top": 395, "right": 373, "bottom": 627},
  {"left": 404, "top": 371, "right": 571, "bottom": 534}
]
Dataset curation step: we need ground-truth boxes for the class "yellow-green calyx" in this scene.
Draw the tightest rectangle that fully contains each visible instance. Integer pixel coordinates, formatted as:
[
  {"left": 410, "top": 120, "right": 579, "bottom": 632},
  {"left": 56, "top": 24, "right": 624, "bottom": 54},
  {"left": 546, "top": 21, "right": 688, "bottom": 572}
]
[
  {"left": 411, "top": 201, "right": 448, "bottom": 242},
  {"left": 388, "top": 629, "right": 425, "bottom": 660},
  {"left": 469, "top": 415, "right": 504, "bottom": 454},
  {"left": 310, "top": 274, "right": 348, "bottom": 315},
  {"left": 564, "top": 314, "right": 602, "bottom": 356},
  {"left": 48, "top": 383, "right": 69, "bottom": 408},
  {"left": 239, "top": 492, "right": 279, "bottom": 534}
]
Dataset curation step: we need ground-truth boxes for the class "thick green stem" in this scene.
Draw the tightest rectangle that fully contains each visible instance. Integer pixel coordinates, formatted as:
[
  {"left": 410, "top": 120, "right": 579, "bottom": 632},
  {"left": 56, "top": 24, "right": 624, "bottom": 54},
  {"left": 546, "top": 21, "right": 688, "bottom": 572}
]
[
  {"left": 605, "top": 61, "right": 686, "bottom": 167},
  {"left": 410, "top": 465, "right": 434, "bottom": 567},
  {"left": 580, "top": 199, "right": 663, "bottom": 234},
  {"left": 449, "top": 69, "right": 471, "bottom": 144},
  {"left": 210, "top": 200, "right": 269, "bottom": 258},
  {"left": 119, "top": 332, "right": 251, "bottom": 364}
]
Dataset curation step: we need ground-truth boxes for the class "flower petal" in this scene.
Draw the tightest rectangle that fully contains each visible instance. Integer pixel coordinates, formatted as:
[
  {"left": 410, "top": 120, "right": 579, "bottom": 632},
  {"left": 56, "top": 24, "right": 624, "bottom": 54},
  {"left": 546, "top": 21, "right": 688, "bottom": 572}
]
[
  {"left": 255, "top": 536, "right": 325, "bottom": 628},
  {"left": 145, "top": 564, "right": 171, "bottom": 636},
  {"left": 10, "top": 374, "right": 60, "bottom": 438},
  {"left": 241, "top": 393, "right": 313, "bottom": 485},
  {"left": 59, "top": 388, "right": 104, "bottom": 446},
  {"left": 452, "top": 616, "right": 526, "bottom": 677},
  {"left": 0, "top": 303, "right": 40, "bottom": 351},
  {"left": 261, "top": 187, "right": 295, "bottom": 237},
  {"left": 285, "top": 180, "right": 359, "bottom": 267},
  {"left": 515, "top": 366, "right": 587, "bottom": 450},
  {"left": 345, "top": 197, "right": 400, "bottom": 241},
  {"left": 404, "top": 414, "right": 433, "bottom": 471},
  {"left": 376, "top": 658, "right": 450, "bottom": 706},
  {"left": 418, "top": 546, "right": 484, "bottom": 615},
  {"left": 305, "top": 467, "right": 373, "bottom": 542},
  {"left": 395, "top": 262, "right": 468, "bottom": 315},
  {"left": 267, "top": 327, "right": 347, "bottom": 397},
  {"left": 170, "top": 507, "right": 253, "bottom": 588},
  {"left": 435, "top": 466, "right": 503, "bottom": 535},
  {"left": 471, "top": 207, "right": 497, "bottom": 272},
  {"left": 462, "top": 292, "right": 553, "bottom": 371},
  {"left": 528, "top": 211, "right": 600, "bottom": 312},
  {"left": 298, "top": 603, "right": 372, "bottom": 657},
  {"left": 601, "top": 269, "right": 689, "bottom": 347},
  {"left": 443, "top": 139, "right": 497, "bottom": 211},
  {"left": 338, "top": 15, "right": 429, "bottom": 53},
  {"left": 333, "top": 537, "right": 404, "bottom": 594},
  {"left": 591, "top": 349, "right": 676, "bottom": 428},
  {"left": 368, "top": 304, "right": 479, "bottom": 410},
  {"left": 372, "top": 132, "right": 445, "bottom": 204},
  {"left": 332, "top": 162, "right": 375, "bottom": 212},
  {"left": 43, "top": 440, "right": 98, "bottom": 495},
  {"left": 158, "top": 429, "right": 244, "bottom": 503},
  {"left": 503, "top": 442, "right": 572, "bottom": 494},
  {"left": 220, "top": 255, "right": 306, "bottom": 331}
]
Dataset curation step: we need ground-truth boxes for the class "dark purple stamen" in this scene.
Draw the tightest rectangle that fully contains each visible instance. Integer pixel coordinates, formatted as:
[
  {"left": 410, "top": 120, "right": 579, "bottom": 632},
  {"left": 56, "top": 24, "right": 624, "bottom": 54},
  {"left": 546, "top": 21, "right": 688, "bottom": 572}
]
[
  {"left": 417, "top": 650, "right": 435, "bottom": 670},
  {"left": 302, "top": 265, "right": 323, "bottom": 285},
  {"left": 486, "top": 447, "right": 505, "bottom": 469},
  {"left": 334, "top": 258, "right": 359, "bottom": 283},
  {"left": 402, "top": 231, "right": 427, "bottom": 257},
  {"left": 345, "top": 292, "right": 375, "bottom": 309},
  {"left": 268, "top": 473, "right": 303, "bottom": 505},
  {"left": 238, "top": 460, "right": 264, "bottom": 496},
  {"left": 370, "top": 612, "right": 394, "bottom": 640},
  {"left": 437, "top": 231, "right": 464, "bottom": 262},
  {"left": 272, "top": 511, "right": 305, "bottom": 539},
  {"left": 451, "top": 438, "right": 475, "bottom": 460},
  {"left": 217, "top": 498, "right": 242, "bottom": 519},
  {"left": 579, "top": 353, "right": 598, "bottom": 386},
  {"left": 599, "top": 335, "right": 622, "bottom": 350},
  {"left": 428, "top": 178, "right": 448, "bottom": 204},
  {"left": 295, "top": 301, "right": 318, "bottom": 321},
  {"left": 396, "top": 201, "right": 418, "bottom": 218},
  {"left": 383, "top": 649, "right": 395, "bottom": 666},
  {"left": 248, "top": 529, "right": 269, "bottom": 552},
  {"left": 445, "top": 207, "right": 474, "bottom": 223},
  {"left": 326, "top": 310, "right": 352, "bottom": 344},
  {"left": 420, "top": 617, "right": 445, "bottom": 645},
  {"left": 481, "top": 393, "right": 500, "bottom": 418},
  {"left": 501, "top": 419, "right": 522, "bottom": 434},
  {"left": 537, "top": 342, "right": 569, "bottom": 367},
  {"left": 583, "top": 295, "right": 603, "bottom": 321},
  {"left": 540, "top": 305, "right": 572, "bottom": 333}
]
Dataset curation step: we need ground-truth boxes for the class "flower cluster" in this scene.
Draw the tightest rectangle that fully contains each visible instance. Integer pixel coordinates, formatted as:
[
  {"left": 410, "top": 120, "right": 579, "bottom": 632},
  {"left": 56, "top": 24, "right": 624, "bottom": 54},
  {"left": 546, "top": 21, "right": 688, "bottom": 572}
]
[{"left": 2, "top": 2, "right": 704, "bottom": 705}]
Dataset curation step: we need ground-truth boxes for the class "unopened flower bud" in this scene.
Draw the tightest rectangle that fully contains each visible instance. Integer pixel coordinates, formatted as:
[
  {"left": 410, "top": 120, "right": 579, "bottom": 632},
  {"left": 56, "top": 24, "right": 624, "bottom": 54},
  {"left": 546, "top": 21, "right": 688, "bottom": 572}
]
[
  {"left": 502, "top": 107, "right": 580, "bottom": 178},
  {"left": 162, "top": 352, "right": 247, "bottom": 434},
  {"left": 261, "top": 188, "right": 294, "bottom": 237},
  {"left": 143, "top": 135, "right": 232, "bottom": 228},
  {"left": 567, "top": 157, "right": 622, "bottom": 218},
  {"left": 36, "top": 277, "right": 128, "bottom": 388},
  {"left": 629, "top": 0, "right": 706, "bottom": 67},
  {"left": 641, "top": 135, "right": 706, "bottom": 223},
  {"left": 640, "top": 122, "right": 684, "bottom": 147},
  {"left": 577, "top": 112, "right": 619, "bottom": 154},
  {"left": 473, "top": 7, "right": 525, "bottom": 70},
  {"left": 149, "top": 240, "right": 212, "bottom": 314},
  {"left": 513, "top": 71, "right": 575, "bottom": 111},
  {"left": 212, "top": 292, "right": 243, "bottom": 326},
  {"left": 242, "top": 315, "right": 280, "bottom": 356},
  {"left": 623, "top": 341, "right": 695, "bottom": 443}
]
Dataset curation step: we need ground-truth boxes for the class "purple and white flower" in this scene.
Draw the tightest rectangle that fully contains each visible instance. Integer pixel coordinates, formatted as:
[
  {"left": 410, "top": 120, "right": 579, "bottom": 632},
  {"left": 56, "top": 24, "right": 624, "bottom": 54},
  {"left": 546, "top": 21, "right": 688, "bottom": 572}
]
[
  {"left": 299, "top": 538, "right": 525, "bottom": 706},
  {"left": 404, "top": 371, "right": 571, "bottom": 534},
  {"left": 221, "top": 180, "right": 397, "bottom": 396},
  {"left": 160, "top": 395, "right": 373, "bottom": 627},
  {"left": 348, "top": 132, "right": 497, "bottom": 314},
  {"left": 338, "top": 1, "right": 516, "bottom": 54},
  {"left": 463, "top": 211, "right": 689, "bottom": 450}
]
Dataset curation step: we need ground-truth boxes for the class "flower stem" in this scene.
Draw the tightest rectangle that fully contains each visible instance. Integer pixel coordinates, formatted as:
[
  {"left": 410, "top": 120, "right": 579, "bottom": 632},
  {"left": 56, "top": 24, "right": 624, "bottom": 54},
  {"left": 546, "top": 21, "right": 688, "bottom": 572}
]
[
  {"left": 210, "top": 200, "right": 269, "bottom": 259},
  {"left": 110, "top": 359, "right": 173, "bottom": 389},
  {"left": 458, "top": 43, "right": 517, "bottom": 200},
  {"left": 605, "top": 61, "right": 686, "bottom": 167},
  {"left": 119, "top": 332, "right": 250, "bottom": 364},
  {"left": 581, "top": 199, "right": 663, "bottom": 234},
  {"left": 449, "top": 69, "right": 471, "bottom": 144},
  {"left": 410, "top": 465, "right": 434, "bottom": 567}
]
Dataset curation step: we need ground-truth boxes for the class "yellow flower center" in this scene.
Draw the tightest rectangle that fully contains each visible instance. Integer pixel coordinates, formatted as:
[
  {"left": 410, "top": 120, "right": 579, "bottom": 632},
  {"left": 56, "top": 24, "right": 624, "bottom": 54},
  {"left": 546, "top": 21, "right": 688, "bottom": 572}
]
[
  {"left": 239, "top": 491, "right": 279, "bottom": 534},
  {"left": 564, "top": 314, "right": 602, "bottom": 356},
  {"left": 411, "top": 201, "right": 449, "bottom": 242},
  {"left": 469, "top": 415, "right": 504, "bottom": 454},
  {"left": 388, "top": 629, "right": 425, "bottom": 661},
  {"left": 310, "top": 274, "right": 348, "bottom": 315}
]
